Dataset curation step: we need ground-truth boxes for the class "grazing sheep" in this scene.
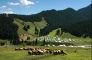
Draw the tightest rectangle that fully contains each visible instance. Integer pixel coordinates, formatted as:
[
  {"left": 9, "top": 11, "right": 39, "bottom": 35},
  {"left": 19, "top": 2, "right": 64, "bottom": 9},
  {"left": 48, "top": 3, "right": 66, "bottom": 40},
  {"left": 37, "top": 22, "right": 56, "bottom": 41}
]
[
  {"left": 53, "top": 50, "right": 57, "bottom": 55},
  {"left": 19, "top": 48, "right": 24, "bottom": 50},
  {"left": 15, "top": 47, "right": 67, "bottom": 56},
  {"left": 15, "top": 48, "right": 23, "bottom": 51},
  {"left": 15, "top": 48, "right": 20, "bottom": 51},
  {"left": 23, "top": 48, "right": 29, "bottom": 50},
  {"left": 32, "top": 49, "right": 39, "bottom": 55},
  {"left": 49, "top": 50, "right": 53, "bottom": 54},
  {"left": 28, "top": 50, "right": 32, "bottom": 55},
  {"left": 57, "top": 50, "right": 61, "bottom": 54},
  {"left": 38, "top": 50, "right": 45, "bottom": 55},
  {"left": 53, "top": 50, "right": 67, "bottom": 55},
  {"left": 60, "top": 50, "right": 67, "bottom": 55}
]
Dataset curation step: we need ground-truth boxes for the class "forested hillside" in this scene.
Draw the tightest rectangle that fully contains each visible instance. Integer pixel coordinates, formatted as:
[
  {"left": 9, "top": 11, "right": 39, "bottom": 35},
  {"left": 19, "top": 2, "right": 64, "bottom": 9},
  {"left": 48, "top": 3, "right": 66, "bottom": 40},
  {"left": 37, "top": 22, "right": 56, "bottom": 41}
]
[
  {"left": 78, "top": 4, "right": 91, "bottom": 19},
  {"left": 0, "top": 16, "right": 19, "bottom": 44},
  {"left": 0, "top": 4, "right": 91, "bottom": 44},
  {"left": 61, "top": 20, "right": 91, "bottom": 38}
]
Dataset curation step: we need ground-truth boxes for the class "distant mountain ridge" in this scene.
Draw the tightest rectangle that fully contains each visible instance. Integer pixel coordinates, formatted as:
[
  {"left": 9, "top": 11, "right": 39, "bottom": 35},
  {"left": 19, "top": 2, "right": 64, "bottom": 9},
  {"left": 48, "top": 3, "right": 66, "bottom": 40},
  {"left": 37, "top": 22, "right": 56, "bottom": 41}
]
[{"left": 78, "top": 4, "right": 91, "bottom": 19}]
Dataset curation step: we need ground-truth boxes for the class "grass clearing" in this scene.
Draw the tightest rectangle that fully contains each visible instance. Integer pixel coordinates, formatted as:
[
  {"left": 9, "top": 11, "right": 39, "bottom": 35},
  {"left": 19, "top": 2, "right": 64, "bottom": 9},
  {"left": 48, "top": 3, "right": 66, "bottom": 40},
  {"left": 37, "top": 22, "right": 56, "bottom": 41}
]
[
  {"left": 13, "top": 18, "right": 47, "bottom": 35},
  {"left": 0, "top": 46, "right": 91, "bottom": 60}
]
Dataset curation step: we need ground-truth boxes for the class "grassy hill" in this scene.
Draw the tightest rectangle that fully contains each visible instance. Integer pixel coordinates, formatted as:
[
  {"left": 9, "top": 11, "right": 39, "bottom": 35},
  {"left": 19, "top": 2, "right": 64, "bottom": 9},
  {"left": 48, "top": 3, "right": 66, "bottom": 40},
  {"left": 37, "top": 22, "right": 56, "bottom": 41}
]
[
  {"left": 48, "top": 28, "right": 78, "bottom": 38},
  {"left": 13, "top": 17, "right": 47, "bottom": 35},
  {"left": 48, "top": 28, "right": 91, "bottom": 45}
]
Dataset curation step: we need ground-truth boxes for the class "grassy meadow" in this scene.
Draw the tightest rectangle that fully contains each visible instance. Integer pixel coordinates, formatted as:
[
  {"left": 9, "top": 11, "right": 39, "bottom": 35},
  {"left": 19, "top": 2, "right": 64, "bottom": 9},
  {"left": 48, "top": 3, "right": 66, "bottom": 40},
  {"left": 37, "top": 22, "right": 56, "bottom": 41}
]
[
  {"left": 0, "top": 45, "right": 91, "bottom": 60},
  {"left": 13, "top": 18, "right": 47, "bottom": 35}
]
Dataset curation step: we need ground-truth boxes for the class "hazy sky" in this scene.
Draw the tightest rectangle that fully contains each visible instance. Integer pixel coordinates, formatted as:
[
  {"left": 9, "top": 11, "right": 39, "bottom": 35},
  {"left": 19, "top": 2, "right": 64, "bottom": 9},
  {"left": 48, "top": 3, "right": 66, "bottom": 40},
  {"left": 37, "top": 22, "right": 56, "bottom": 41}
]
[{"left": 0, "top": 0, "right": 91, "bottom": 15}]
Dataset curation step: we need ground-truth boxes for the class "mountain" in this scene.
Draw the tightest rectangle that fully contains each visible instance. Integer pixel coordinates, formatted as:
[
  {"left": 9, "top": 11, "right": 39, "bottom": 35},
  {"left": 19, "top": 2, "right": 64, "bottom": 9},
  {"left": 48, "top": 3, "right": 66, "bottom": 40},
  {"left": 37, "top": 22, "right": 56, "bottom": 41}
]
[
  {"left": 39, "top": 4, "right": 91, "bottom": 36},
  {"left": 78, "top": 4, "right": 91, "bottom": 19},
  {"left": 0, "top": 4, "right": 91, "bottom": 44},
  {"left": 39, "top": 8, "right": 84, "bottom": 26}
]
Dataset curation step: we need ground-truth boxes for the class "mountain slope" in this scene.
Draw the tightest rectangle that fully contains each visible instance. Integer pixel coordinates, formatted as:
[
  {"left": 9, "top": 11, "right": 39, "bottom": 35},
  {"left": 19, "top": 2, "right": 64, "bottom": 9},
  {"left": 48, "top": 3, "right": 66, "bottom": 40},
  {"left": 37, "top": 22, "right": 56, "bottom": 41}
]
[
  {"left": 13, "top": 17, "right": 47, "bottom": 35},
  {"left": 62, "top": 19, "right": 91, "bottom": 38},
  {"left": 0, "top": 4, "right": 91, "bottom": 43},
  {"left": 78, "top": 4, "right": 91, "bottom": 19}
]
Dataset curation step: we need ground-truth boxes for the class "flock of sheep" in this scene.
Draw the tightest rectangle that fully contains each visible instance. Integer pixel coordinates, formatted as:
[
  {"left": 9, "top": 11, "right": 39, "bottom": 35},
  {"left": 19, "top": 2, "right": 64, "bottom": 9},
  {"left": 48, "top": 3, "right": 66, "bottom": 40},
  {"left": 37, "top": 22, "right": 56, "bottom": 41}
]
[
  {"left": 15, "top": 47, "right": 67, "bottom": 55},
  {"left": 37, "top": 36, "right": 81, "bottom": 43}
]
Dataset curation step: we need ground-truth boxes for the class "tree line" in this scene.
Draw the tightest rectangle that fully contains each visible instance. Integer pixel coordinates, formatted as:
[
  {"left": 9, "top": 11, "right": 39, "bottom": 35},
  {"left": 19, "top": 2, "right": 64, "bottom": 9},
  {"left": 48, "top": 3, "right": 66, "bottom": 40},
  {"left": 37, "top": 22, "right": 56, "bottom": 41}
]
[{"left": 0, "top": 16, "right": 19, "bottom": 44}]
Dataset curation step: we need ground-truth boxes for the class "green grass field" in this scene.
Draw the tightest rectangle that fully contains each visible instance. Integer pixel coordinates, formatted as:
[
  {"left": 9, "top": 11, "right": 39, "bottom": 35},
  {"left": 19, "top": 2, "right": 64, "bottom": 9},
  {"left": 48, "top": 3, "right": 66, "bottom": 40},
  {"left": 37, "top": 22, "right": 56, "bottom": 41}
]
[{"left": 0, "top": 46, "right": 91, "bottom": 60}]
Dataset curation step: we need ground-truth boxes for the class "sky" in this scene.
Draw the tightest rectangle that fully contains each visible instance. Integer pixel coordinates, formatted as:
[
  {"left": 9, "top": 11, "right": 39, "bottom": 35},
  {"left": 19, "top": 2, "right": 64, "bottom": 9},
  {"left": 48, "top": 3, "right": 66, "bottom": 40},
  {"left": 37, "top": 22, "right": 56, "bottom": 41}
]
[{"left": 0, "top": 0, "right": 91, "bottom": 15}]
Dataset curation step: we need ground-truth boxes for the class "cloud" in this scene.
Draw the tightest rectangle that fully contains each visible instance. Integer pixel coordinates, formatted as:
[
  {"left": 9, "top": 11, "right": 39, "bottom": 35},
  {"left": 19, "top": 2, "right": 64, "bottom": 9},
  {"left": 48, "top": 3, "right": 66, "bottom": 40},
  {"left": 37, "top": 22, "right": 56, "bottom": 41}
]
[
  {"left": 20, "top": 0, "right": 35, "bottom": 5},
  {"left": 0, "top": 6, "right": 14, "bottom": 14},
  {"left": 2, "top": 11, "right": 15, "bottom": 14},
  {"left": 8, "top": 0, "right": 35, "bottom": 7},
  {"left": 0, "top": 6, "right": 6, "bottom": 8},
  {"left": 0, "top": 6, "right": 6, "bottom": 13},
  {"left": 8, "top": 2, "right": 20, "bottom": 6},
  {"left": 0, "top": 6, "right": 15, "bottom": 14}
]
